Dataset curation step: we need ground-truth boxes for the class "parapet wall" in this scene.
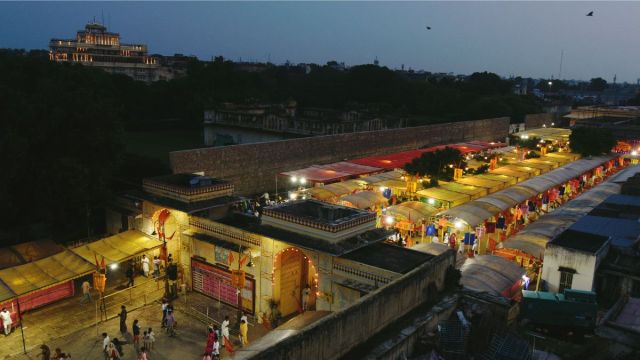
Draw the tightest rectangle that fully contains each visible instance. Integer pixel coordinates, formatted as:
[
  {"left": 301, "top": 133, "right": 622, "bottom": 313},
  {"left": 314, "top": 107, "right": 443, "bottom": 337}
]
[
  {"left": 170, "top": 117, "right": 509, "bottom": 195},
  {"left": 232, "top": 249, "right": 456, "bottom": 360}
]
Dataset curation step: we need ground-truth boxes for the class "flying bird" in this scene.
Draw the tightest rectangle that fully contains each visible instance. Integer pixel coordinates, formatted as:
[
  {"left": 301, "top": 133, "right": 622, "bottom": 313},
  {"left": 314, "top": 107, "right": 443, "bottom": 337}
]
[
  {"left": 426, "top": 26, "right": 431, "bottom": 30},
  {"left": 586, "top": 11, "right": 594, "bottom": 16}
]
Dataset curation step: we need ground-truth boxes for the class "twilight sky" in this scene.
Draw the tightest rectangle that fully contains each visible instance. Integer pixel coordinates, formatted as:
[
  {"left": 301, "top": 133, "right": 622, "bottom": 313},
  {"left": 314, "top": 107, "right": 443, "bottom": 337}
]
[{"left": 1, "top": 1, "right": 639, "bottom": 82}]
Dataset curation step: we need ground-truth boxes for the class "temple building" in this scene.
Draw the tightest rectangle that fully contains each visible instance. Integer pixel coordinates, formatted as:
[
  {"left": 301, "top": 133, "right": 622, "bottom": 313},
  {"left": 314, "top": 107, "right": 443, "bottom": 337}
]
[{"left": 49, "top": 22, "right": 178, "bottom": 82}]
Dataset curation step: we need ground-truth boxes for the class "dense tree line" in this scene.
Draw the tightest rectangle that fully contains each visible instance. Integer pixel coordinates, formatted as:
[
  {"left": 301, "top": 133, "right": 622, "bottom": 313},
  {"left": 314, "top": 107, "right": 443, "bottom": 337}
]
[{"left": 0, "top": 49, "right": 541, "bottom": 242}]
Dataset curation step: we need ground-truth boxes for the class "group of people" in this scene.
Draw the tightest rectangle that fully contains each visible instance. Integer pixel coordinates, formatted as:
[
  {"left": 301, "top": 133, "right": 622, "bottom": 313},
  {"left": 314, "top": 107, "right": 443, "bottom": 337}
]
[
  {"left": 126, "top": 254, "right": 166, "bottom": 288},
  {"left": 201, "top": 314, "right": 250, "bottom": 359},
  {"left": 38, "top": 344, "right": 72, "bottom": 360},
  {"left": 113, "top": 305, "right": 155, "bottom": 359}
]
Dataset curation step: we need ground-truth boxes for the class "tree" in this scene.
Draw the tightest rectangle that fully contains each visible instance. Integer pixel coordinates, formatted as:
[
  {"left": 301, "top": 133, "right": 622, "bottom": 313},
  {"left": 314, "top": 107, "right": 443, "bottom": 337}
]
[
  {"left": 404, "top": 147, "right": 465, "bottom": 185},
  {"left": 569, "top": 127, "right": 615, "bottom": 156},
  {"left": 588, "top": 77, "right": 607, "bottom": 92}
]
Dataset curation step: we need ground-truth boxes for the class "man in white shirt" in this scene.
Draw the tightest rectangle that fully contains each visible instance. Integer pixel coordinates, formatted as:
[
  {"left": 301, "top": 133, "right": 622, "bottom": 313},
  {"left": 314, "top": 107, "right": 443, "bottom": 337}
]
[
  {"left": 141, "top": 255, "right": 150, "bottom": 278},
  {"left": 0, "top": 307, "right": 12, "bottom": 335},
  {"left": 221, "top": 315, "right": 230, "bottom": 348},
  {"left": 102, "top": 332, "right": 110, "bottom": 360}
]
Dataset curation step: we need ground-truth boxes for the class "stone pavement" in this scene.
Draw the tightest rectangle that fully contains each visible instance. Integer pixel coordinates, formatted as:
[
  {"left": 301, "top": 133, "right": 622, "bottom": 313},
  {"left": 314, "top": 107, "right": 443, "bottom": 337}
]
[
  {"left": 4, "top": 295, "right": 269, "bottom": 360},
  {"left": 1, "top": 273, "right": 269, "bottom": 360}
]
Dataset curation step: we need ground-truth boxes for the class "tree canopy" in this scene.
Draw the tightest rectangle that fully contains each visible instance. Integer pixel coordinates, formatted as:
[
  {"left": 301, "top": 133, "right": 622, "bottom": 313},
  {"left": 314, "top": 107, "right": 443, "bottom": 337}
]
[
  {"left": 569, "top": 127, "right": 615, "bottom": 157},
  {"left": 404, "top": 147, "right": 465, "bottom": 185}
]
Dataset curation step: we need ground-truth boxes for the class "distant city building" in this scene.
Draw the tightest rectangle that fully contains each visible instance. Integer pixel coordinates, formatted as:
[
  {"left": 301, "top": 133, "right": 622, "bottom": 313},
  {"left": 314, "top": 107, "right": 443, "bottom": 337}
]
[
  {"left": 49, "top": 22, "right": 186, "bottom": 82},
  {"left": 203, "top": 101, "right": 407, "bottom": 145}
]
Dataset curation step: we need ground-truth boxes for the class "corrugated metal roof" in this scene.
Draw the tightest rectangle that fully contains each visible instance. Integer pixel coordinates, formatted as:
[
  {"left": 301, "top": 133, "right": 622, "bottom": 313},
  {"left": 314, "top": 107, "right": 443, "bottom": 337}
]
[{"left": 460, "top": 255, "right": 525, "bottom": 296}]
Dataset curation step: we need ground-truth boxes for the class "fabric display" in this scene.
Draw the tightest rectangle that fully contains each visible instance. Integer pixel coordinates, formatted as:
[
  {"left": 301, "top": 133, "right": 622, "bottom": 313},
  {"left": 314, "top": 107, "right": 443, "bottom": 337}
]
[
  {"left": 463, "top": 232, "right": 475, "bottom": 245},
  {"left": 426, "top": 224, "right": 437, "bottom": 236},
  {"left": 496, "top": 216, "right": 506, "bottom": 229},
  {"left": 485, "top": 222, "right": 496, "bottom": 233},
  {"left": 383, "top": 188, "right": 392, "bottom": 199},
  {"left": 475, "top": 225, "right": 486, "bottom": 239}
]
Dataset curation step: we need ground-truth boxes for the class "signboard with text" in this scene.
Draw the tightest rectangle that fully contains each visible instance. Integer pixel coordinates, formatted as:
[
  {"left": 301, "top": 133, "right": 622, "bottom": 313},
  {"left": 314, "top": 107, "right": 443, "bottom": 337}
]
[{"left": 191, "top": 257, "right": 255, "bottom": 314}]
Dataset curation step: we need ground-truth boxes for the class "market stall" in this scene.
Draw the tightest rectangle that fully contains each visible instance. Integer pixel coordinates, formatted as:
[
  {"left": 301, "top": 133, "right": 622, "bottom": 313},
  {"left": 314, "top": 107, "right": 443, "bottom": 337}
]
[
  {"left": 439, "top": 182, "right": 488, "bottom": 200},
  {"left": 416, "top": 188, "right": 471, "bottom": 208},
  {"left": 455, "top": 176, "right": 506, "bottom": 193},
  {"left": 0, "top": 250, "right": 94, "bottom": 312},
  {"left": 340, "top": 191, "right": 389, "bottom": 209},
  {"left": 71, "top": 230, "right": 163, "bottom": 266}
]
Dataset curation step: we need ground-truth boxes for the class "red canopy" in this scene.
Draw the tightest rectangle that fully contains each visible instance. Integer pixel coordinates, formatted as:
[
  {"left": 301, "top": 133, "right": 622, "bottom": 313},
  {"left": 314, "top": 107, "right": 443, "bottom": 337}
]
[
  {"left": 315, "top": 162, "right": 382, "bottom": 177},
  {"left": 280, "top": 167, "right": 351, "bottom": 184}
]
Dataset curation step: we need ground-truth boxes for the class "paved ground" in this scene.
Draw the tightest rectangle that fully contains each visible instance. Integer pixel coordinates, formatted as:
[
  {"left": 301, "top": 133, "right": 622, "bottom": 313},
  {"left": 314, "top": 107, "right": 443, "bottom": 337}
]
[{"left": 2, "top": 272, "right": 270, "bottom": 360}]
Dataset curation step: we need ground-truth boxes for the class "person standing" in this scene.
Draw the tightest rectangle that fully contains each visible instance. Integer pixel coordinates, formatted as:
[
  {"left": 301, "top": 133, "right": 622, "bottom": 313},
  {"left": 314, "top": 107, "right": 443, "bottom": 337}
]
[
  {"left": 147, "top": 328, "right": 155, "bottom": 351},
  {"left": 102, "top": 333, "right": 110, "bottom": 360},
  {"left": 141, "top": 255, "right": 150, "bottom": 278},
  {"left": 38, "top": 344, "right": 51, "bottom": 360},
  {"left": 80, "top": 280, "right": 92, "bottom": 304},
  {"left": 1, "top": 307, "right": 13, "bottom": 336},
  {"left": 119, "top": 306, "right": 128, "bottom": 336},
  {"left": 132, "top": 319, "right": 141, "bottom": 353},
  {"left": 153, "top": 256, "right": 161, "bottom": 279},
  {"left": 126, "top": 265, "right": 135, "bottom": 288},
  {"left": 239, "top": 319, "right": 248, "bottom": 347},
  {"left": 302, "top": 285, "right": 311, "bottom": 312}
]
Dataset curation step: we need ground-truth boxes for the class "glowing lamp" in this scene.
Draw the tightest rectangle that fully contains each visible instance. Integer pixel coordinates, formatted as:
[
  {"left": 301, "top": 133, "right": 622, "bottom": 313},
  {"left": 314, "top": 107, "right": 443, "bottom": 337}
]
[
  {"left": 454, "top": 220, "right": 464, "bottom": 229},
  {"left": 299, "top": 177, "right": 307, "bottom": 185},
  {"left": 290, "top": 176, "right": 298, "bottom": 184},
  {"left": 427, "top": 198, "right": 435, "bottom": 205},
  {"left": 109, "top": 263, "right": 119, "bottom": 270}
]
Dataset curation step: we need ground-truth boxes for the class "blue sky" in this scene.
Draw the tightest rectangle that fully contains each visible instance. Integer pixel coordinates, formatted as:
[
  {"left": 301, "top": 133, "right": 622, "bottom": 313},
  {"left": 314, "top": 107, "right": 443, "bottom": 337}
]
[{"left": 1, "top": 1, "right": 639, "bottom": 82}]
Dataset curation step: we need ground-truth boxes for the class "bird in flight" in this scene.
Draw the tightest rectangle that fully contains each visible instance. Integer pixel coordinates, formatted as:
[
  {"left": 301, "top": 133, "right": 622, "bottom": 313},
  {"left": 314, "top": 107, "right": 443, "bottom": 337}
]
[
  {"left": 426, "top": 26, "right": 432, "bottom": 30},
  {"left": 586, "top": 11, "right": 594, "bottom": 16}
]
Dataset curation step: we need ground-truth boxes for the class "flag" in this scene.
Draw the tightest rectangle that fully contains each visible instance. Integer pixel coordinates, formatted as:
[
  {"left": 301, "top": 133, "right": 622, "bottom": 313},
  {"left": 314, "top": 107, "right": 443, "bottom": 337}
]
[
  {"left": 100, "top": 256, "right": 106, "bottom": 271},
  {"left": 228, "top": 251, "right": 234, "bottom": 265},
  {"left": 223, "top": 336, "right": 235, "bottom": 353}
]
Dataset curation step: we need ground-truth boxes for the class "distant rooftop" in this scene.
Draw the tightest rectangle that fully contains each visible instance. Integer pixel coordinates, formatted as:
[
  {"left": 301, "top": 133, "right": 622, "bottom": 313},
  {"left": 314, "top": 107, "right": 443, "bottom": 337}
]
[
  {"left": 263, "top": 199, "right": 375, "bottom": 231},
  {"left": 588, "top": 194, "right": 640, "bottom": 220},
  {"left": 550, "top": 229, "right": 609, "bottom": 254},
  {"left": 339, "top": 242, "right": 434, "bottom": 274},
  {"left": 145, "top": 173, "right": 229, "bottom": 189},
  {"left": 216, "top": 214, "right": 389, "bottom": 256}
]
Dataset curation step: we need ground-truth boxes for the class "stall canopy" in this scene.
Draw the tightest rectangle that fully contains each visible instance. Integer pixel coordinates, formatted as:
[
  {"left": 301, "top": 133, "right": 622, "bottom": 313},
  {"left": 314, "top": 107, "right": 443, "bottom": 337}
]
[
  {"left": 340, "top": 191, "right": 389, "bottom": 209},
  {"left": 491, "top": 166, "right": 533, "bottom": 181},
  {"left": 437, "top": 155, "right": 617, "bottom": 228},
  {"left": 360, "top": 170, "right": 404, "bottom": 184},
  {"left": 455, "top": 177, "right": 505, "bottom": 192},
  {"left": 499, "top": 180, "right": 623, "bottom": 258},
  {"left": 385, "top": 201, "right": 439, "bottom": 222},
  {"left": 476, "top": 173, "right": 518, "bottom": 185},
  {"left": 349, "top": 149, "right": 429, "bottom": 170},
  {"left": 0, "top": 240, "right": 64, "bottom": 270},
  {"left": 417, "top": 188, "right": 471, "bottom": 207},
  {"left": 514, "top": 128, "right": 571, "bottom": 143},
  {"left": 460, "top": 255, "right": 525, "bottom": 297},
  {"left": 0, "top": 280, "right": 15, "bottom": 303},
  {"left": 439, "top": 182, "right": 488, "bottom": 199},
  {"left": 71, "top": 230, "right": 163, "bottom": 265},
  {"left": 280, "top": 167, "right": 350, "bottom": 184},
  {"left": 315, "top": 180, "right": 365, "bottom": 197},
  {"left": 0, "top": 250, "right": 94, "bottom": 298},
  {"left": 315, "top": 162, "right": 382, "bottom": 177}
]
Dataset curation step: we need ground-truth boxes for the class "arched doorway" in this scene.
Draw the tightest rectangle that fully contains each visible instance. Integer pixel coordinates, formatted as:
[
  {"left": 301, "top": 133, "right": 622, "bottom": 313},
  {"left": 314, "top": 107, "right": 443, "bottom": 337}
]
[{"left": 274, "top": 247, "right": 318, "bottom": 318}]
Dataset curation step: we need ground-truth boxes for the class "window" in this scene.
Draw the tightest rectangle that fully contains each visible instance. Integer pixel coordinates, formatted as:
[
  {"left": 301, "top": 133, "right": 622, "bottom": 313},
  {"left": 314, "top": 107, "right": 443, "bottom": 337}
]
[{"left": 558, "top": 267, "right": 575, "bottom": 293}]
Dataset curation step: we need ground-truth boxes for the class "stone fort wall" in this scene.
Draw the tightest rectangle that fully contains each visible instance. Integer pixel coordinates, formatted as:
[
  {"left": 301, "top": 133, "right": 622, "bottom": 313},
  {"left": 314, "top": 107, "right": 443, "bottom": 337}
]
[{"left": 170, "top": 117, "right": 510, "bottom": 195}]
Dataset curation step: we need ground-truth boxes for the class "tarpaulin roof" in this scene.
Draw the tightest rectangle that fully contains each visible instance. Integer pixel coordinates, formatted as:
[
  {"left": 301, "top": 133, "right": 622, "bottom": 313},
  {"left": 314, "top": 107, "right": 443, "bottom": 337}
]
[
  {"left": 307, "top": 187, "right": 336, "bottom": 201},
  {"left": 360, "top": 170, "right": 404, "bottom": 184},
  {"left": 521, "top": 159, "right": 555, "bottom": 172},
  {"left": 437, "top": 155, "right": 617, "bottom": 228},
  {"left": 0, "top": 250, "right": 94, "bottom": 298},
  {"left": 385, "top": 201, "right": 439, "bottom": 222},
  {"left": 491, "top": 166, "right": 534, "bottom": 180},
  {"left": 340, "top": 191, "right": 389, "bottom": 209},
  {"left": 0, "top": 280, "right": 15, "bottom": 303},
  {"left": 315, "top": 162, "right": 382, "bottom": 177},
  {"left": 544, "top": 152, "right": 580, "bottom": 162},
  {"left": 349, "top": 149, "right": 429, "bottom": 170},
  {"left": 455, "top": 176, "right": 506, "bottom": 191},
  {"left": 375, "top": 179, "right": 409, "bottom": 190},
  {"left": 0, "top": 248, "right": 23, "bottom": 271},
  {"left": 514, "top": 128, "right": 571, "bottom": 143},
  {"left": 417, "top": 188, "right": 471, "bottom": 205},
  {"left": 460, "top": 255, "right": 525, "bottom": 296},
  {"left": 0, "top": 240, "right": 64, "bottom": 270},
  {"left": 71, "top": 230, "right": 163, "bottom": 265},
  {"left": 439, "top": 182, "right": 488, "bottom": 199},
  {"left": 476, "top": 173, "right": 518, "bottom": 185},
  {"left": 313, "top": 180, "right": 365, "bottom": 197},
  {"left": 280, "top": 167, "right": 351, "bottom": 183}
]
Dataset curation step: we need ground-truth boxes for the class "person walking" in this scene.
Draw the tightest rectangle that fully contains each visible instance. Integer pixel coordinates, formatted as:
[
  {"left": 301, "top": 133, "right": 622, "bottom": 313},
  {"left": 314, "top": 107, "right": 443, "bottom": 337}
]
[
  {"left": 80, "top": 280, "right": 92, "bottom": 304},
  {"left": 102, "top": 333, "right": 110, "bottom": 360},
  {"left": 239, "top": 319, "right": 248, "bottom": 347},
  {"left": 152, "top": 256, "right": 161, "bottom": 279},
  {"left": 119, "top": 306, "right": 128, "bottom": 336},
  {"left": 38, "top": 344, "right": 51, "bottom": 360},
  {"left": 1, "top": 307, "right": 13, "bottom": 336},
  {"left": 147, "top": 328, "right": 155, "bottom": 351},
  {"left": 126, "top": 265, "right": 135, "bottom": 287},
  {"left": 221, "top": 315, "right": 233, "bottom": 353},
  {"left": 161, "top": 299, "right": 168, "bottom": 328},
  {"left": 165, "top": 309, "right": 176, "bottom": 337},
  {"left": 141, "top": 255, "right": 150, "bottom": 278},
  {"left": 132, "top": 319, "right": 141, "bottom": 353},
  {"left": 205, "top": 326, "right": 216, "bottom": 354}
]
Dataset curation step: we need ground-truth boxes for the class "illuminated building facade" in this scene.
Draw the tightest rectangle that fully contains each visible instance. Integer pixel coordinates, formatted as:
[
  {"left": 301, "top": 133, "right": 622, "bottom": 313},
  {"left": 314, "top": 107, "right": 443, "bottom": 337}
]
[{"left": 49, "top": 22, "right": 174, "bottom": 82}]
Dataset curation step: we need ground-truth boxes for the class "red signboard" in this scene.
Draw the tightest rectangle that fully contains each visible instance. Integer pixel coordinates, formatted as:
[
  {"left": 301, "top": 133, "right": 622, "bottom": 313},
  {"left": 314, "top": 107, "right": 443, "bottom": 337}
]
[{"left": 191, "top": 258, "right": 255, "bottom": 315}]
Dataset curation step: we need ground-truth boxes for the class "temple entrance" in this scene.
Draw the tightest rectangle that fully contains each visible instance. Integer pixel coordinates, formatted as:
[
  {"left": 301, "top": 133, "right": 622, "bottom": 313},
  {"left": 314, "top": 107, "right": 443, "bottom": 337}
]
[{"left": 274, "top": 248, "right": 317, "bottom": 318}]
